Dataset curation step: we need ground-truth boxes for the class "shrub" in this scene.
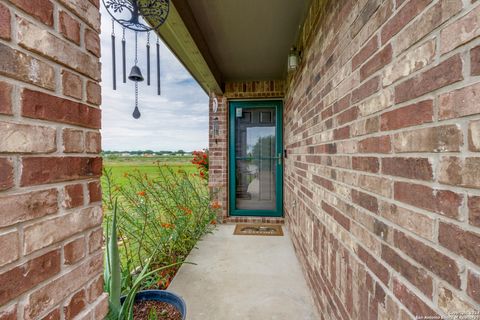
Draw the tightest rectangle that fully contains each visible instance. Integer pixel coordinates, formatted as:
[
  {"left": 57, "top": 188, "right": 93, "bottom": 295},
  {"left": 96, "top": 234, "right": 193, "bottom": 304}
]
[
  {"left": 103, "top": 164, "right": 217, "bottom": 293},
  {"left": 191, "top": 150, "right": 209, "bottom": 180}
]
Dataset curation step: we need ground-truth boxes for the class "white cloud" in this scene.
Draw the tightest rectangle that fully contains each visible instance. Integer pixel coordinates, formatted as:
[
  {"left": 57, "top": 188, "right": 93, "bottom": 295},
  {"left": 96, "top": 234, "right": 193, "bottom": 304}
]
[{"left": 100, "top": 6, "right": 209, "bottom": 152}]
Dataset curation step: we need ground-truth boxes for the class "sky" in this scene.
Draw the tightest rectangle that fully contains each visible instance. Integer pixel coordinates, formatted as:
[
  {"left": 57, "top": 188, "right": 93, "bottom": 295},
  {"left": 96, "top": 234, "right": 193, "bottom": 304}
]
[{"left": 99, "top": 5, "right": 209, "bottom": 152}]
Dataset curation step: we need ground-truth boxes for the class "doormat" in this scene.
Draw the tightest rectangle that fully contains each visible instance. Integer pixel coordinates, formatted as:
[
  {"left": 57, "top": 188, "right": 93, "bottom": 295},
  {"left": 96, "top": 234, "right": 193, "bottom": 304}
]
[{"left": 233, "top": 224, "right": 283, "bottom": 236}]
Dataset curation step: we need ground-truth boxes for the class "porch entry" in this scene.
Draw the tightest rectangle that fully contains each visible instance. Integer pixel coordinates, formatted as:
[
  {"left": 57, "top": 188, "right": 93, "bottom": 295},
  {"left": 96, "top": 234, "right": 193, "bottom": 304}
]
[{"left": 229, "top": 100, "right": 283, "bottom": 217}]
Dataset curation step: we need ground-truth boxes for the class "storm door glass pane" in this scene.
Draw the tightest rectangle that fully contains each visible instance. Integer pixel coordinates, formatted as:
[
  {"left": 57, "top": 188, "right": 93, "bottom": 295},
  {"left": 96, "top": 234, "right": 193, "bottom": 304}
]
[{"left": 235, "top": 107, "right": 276, "bottom": 210}]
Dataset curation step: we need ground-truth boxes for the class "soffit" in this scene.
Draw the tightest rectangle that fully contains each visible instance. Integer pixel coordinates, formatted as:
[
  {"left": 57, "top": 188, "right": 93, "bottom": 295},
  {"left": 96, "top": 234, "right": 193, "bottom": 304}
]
[{"left": 181, "top": 0, "right": 310, "bottom": 82}]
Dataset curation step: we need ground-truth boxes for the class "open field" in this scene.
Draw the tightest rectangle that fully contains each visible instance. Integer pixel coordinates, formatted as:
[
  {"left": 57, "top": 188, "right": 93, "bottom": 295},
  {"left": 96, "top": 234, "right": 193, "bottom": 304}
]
[{"left": 102, "top": 155, "right": 196, "bottom": 185}]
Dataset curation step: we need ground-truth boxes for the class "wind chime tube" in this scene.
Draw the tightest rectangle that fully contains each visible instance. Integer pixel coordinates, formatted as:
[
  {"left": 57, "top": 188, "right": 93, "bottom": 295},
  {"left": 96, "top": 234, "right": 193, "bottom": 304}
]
[
  {"left": 147, "top": 44, "right": 151, "bottom": 86},
  {"left": 111, "top": 34, "right": 116, "bottom": 90},
  {"left": 122, "top": 29, "right": 126, "bottom": 83},
  {"left": 156, "top": 40, "right": 161, "bottom": 95}
]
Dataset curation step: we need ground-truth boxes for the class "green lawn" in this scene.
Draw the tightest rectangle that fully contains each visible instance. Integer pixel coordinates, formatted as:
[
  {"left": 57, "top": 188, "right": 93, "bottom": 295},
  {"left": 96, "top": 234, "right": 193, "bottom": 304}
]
[{"left": 102, "top": 155, "right": 196, "bottom": 185}]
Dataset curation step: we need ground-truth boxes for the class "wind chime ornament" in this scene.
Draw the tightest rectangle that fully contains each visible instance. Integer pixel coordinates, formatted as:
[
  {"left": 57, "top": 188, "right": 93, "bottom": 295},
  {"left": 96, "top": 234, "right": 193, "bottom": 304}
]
[
  {"left": 129, "top": 31, "right": 143, "bottom": 119},
  {"left": 103, "top": 0, "right": 170, "bottom": 119}
]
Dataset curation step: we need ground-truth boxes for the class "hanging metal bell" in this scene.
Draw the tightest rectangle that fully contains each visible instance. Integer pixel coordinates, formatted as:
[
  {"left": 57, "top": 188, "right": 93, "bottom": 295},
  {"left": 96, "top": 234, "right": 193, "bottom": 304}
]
[{"left": 128, "top": 65, "right": 144, "bottom": 82}]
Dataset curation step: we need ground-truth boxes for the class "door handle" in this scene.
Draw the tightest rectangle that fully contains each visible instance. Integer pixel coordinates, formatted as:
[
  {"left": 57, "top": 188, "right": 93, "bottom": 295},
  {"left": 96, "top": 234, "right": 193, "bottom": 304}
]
[{"left": 277, "top": 153, "right": 282, "bottom": 166}]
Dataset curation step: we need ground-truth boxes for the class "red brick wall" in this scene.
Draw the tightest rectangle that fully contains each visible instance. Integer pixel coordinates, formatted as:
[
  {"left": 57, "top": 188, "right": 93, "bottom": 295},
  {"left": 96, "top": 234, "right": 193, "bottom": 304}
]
[
  {"left": 225, "top": 80, "right": 285, "bottom": 99},
  {"left": 284, "top": 0, "right": 480, "bottom": 318},
  {"left": 0, "top": 0, "right": 107, "bottom": 319}
]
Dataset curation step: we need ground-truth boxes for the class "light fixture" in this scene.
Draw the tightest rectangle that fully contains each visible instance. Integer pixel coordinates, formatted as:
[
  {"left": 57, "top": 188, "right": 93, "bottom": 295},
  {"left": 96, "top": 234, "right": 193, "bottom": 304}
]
[
  {"left": 212, "top": 117, "right": 219, "bottom": 144},
  {"left": 212, "top": 96, "right": 218, "bottom": 113},
  {"left": 288, "top": 47, "right": 299, "bottom": 71}
]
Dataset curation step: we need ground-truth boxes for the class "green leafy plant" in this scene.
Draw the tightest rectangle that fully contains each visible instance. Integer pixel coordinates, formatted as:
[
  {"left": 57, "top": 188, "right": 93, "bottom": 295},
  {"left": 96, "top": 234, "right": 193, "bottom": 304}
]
[
  {"left": 148, "top": 308, "right": 158, "bottom": 320},
  {"left": 104, "top": 198, "right": 184, "bottom": 320},
  {"left": 104, "top": 199, "right": 121, "bottom": 318}
]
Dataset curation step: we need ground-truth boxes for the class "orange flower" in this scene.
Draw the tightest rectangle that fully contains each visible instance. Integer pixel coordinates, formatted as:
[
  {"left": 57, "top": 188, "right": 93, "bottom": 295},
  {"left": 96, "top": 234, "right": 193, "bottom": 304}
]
[
  {"left": 161, "top": 223, "right": 174, "bottom": 229},
  {"left": 210, "top": 219, "right": 217, "bottom": 225},
  {"left": 211, "top": 201, "right": 221, "bottom": 209},
  {"left": 137, "top": 191, "right": 146, "bottom": 197},
  {"left": 123, "top": 172, "right": 129, "bottom": 177},
  {"left": 178, "top": 206, "right": 193, "bottom": 215}
]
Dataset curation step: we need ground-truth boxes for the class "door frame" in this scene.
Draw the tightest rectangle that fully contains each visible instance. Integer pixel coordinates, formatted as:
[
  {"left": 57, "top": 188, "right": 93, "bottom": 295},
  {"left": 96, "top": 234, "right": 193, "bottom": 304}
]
[{"left": 228, "top": 100, "right": 283, "bottom": 217}]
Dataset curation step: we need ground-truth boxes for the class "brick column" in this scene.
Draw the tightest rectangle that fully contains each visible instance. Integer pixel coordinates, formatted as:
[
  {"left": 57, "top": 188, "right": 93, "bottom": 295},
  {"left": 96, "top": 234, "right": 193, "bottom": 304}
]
[
  {"left": 208, "top": 94, "right": 229, "bottom": 221},
  {"left": 0, "top": 0, "right": 107, "bottom": 319}
]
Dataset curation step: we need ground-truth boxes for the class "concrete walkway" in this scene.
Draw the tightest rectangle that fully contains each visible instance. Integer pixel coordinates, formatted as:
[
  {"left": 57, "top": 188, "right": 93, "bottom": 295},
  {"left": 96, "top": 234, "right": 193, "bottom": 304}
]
[{"left": 168, "top": 224, "right": 319, "bottom": 320}]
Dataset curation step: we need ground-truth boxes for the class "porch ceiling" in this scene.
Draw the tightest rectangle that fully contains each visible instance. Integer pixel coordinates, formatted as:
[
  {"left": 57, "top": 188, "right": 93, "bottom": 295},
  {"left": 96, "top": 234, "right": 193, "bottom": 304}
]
[
  {"left": 156, "top": 0, "right": 310, "bottom": 93},
  {"left": 184, "top": 0, "right": 310, "bottom": 81}
]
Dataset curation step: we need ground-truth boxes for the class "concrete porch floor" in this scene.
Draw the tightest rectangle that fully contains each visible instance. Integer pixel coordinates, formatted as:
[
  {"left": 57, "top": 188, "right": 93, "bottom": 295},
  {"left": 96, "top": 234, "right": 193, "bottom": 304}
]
[{"left": 168, "top": 224, "right": 319, "bottom": 320}]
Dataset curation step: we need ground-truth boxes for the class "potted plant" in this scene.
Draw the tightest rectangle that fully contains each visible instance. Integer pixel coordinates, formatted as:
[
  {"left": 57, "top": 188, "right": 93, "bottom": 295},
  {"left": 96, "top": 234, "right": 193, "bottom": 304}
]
[{"left": 104, "top": 199, "right": 187, "bottom": 320}]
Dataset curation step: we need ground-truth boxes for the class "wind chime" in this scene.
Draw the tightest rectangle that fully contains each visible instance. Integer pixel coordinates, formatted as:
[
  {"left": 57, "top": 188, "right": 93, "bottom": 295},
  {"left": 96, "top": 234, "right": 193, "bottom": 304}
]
[{"left": 103, "top": 0, "right": 169, "bottom": 119}]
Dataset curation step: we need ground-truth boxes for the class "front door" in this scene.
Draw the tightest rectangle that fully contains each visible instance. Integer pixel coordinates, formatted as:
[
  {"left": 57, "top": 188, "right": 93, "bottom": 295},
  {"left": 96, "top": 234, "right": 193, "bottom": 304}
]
[{"left": 229, "top": 101, "right": 283, "bottom": 217}]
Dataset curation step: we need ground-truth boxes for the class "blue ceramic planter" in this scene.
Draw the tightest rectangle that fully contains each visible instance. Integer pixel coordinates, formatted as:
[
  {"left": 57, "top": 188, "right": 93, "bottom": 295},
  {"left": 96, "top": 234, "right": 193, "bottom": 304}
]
[{"left": 121, "top": 290, "right": 186, "bottom": 319}]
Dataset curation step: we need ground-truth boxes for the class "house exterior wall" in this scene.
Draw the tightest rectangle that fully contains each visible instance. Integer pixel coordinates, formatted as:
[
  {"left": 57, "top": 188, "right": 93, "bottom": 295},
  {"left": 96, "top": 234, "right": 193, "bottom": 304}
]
[
  {"left": 0, "top": 0, "right": 107, "bottom": 319},
  {"left": 284, "top": 0, "right": 480, "bottom": 318}
]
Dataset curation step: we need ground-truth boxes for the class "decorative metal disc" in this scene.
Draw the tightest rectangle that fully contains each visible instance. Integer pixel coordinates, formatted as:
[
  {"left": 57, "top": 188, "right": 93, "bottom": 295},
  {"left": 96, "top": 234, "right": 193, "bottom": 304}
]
[{"left": 102, "top": 0, "right": 170, "bottom": 32}]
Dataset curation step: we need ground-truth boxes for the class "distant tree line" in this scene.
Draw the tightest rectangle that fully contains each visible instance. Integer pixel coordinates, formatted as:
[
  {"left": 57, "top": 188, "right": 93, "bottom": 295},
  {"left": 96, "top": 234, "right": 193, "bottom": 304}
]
[{"left": 102, "top": 150, "right": 189, "bottom": 155}]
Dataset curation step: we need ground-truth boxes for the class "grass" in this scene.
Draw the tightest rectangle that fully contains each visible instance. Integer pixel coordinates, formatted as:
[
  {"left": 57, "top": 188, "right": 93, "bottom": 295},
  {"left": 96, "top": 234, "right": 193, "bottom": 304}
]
[{"left": 103, "top": 155, "right": 196, "bottom": 185}]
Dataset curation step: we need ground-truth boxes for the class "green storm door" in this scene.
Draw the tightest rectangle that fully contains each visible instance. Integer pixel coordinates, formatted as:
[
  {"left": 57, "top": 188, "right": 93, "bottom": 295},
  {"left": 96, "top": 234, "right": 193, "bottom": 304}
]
[{"left": 229, "top": 101, "right": 283, "bottom": 217}]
